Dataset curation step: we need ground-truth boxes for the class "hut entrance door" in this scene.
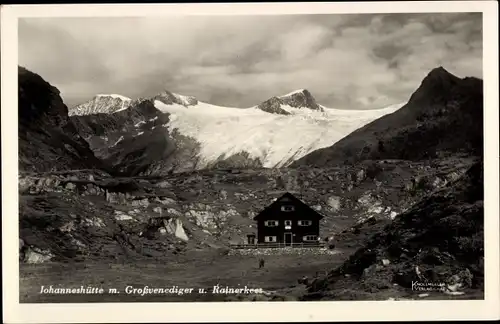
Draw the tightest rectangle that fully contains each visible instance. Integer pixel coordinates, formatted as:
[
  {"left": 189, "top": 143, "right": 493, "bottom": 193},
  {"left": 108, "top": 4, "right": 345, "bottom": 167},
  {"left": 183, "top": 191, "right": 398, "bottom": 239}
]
[{"left": 284, "top": 232, "right": 293, "bottom": 246}]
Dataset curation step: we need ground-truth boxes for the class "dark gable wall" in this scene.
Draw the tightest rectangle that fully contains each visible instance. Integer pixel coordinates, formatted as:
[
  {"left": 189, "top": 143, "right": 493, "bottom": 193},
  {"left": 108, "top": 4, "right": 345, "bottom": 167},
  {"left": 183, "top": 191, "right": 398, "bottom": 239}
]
[{"left": 256, "top": 195, "right": 322, "bottom": 244}]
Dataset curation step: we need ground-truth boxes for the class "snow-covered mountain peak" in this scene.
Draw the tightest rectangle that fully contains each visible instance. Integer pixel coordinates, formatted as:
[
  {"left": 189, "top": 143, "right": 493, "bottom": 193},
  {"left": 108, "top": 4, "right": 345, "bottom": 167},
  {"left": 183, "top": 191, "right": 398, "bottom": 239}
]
[
  {"left": 69, "top": 94, "right": 133, "bottom": 116},
  {"left": 96, "top": 94, "right": 131, "bottom": 101},
  {"left": 257, "top": 89, "right": 323, "bottom": 114},
  {"left": 172, "top": 92, "right": 198, "bottom": 106},
  {"left": 153, "top": 90, "right": 198, "bottom": 107}
]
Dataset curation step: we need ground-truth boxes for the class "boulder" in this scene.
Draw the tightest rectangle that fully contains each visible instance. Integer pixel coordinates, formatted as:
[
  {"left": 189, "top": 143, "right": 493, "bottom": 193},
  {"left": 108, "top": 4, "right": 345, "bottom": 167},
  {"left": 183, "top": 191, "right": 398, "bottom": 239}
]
[
  {"left": 59, "top": 221, "right": 75, "bottom": 233},
  {"left": 19, "top": 177, "right": 37, "bottom": 193},
  {"left": 158, "top": 197, "right": 176, "bottom": 205},
  {"left": 24, "top": 247, "right": 53, "bottom": 264},
  {"left": 115, "top": 214, "right": 134, "bottom": 221},
  {"left": 174, "top": 219, "right": 189, "bottom": 241},
  {"left": 356, "top": 169, "right": 366, "bottom": 183},
  {"left": 131, "top": 198, "right": 149, "bottom": 208},
  {"left": 163, "top": 219, "right": 176, "bottom": 235},
  {"left": 65, "top": 182, "right": 76, "bottom": 191},
  {"left": 156, "top": 181, "right": 171, "bottom": 188},
  {"left": 327, "top": 196, "right": 341, "bottom": 211}
]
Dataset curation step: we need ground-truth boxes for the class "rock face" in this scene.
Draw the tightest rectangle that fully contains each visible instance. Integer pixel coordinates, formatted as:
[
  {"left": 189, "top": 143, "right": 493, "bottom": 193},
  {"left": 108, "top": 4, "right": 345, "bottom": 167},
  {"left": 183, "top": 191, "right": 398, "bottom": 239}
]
[
  {"left": 70, "top": 99, "right": 202, "bottom": 176},
  {"left": 153, "top": 90, "right": 198, "bottom": 106},
  {"left": 256, "top": 97, "right": 292, "bottom": 115},
  {"left": 18, "top": 66, "right": 108, "bottom": 173},
  {"left": 279, "top": 89, "right": 323, "bottom": 111},
  {"left": 256, "top": 89, "right": 323, "bottom": 114},
  {"left": 69, "top": 94, "right": 132, "bottom": 116},
  {"left": 292, "top": 67, "right": 483, "bottom": 167}
]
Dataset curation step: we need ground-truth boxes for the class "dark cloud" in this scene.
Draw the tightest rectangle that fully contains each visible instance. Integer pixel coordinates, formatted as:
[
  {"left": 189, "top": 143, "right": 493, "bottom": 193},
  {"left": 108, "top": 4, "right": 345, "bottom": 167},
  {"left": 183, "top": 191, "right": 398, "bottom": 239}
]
[{"left": 18, "top": 13, "right": 482, "bottom": 109}]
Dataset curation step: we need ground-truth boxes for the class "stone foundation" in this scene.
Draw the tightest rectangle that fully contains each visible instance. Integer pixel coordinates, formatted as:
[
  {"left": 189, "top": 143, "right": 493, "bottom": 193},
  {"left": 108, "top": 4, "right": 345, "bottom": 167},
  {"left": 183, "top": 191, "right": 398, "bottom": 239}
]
[{"left": 228, "top": 247, "right": 341, "bottom": 256}]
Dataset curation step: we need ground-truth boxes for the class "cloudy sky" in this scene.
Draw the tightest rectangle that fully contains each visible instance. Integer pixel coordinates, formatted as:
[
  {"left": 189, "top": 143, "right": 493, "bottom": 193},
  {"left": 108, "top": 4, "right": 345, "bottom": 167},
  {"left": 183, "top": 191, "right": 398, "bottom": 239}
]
[{"left": 18, "top": 12, "right": 482, "bottom": 109}]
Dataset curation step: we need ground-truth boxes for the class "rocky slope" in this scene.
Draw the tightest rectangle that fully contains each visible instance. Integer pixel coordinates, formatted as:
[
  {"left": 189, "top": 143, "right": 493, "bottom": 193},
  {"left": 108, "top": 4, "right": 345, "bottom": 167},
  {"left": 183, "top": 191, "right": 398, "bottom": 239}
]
[
  {"left": 288, "top": 67, "right": 485, "bottom": 300},
  {"left": 70, "top": 98, "right": 201, "bottom": 176},
  {"left": 69, "top": 94, "right": 132, "bottom": 116},
  {"left": 18, "top": 66, "right": 109, "bottom": 173},
  {"left": 292, "top": 67, "right": 483, "bottom": 167},
  {"left": 302, "top": 159, "right": 483, "bottom": 300},
  {"left": 18, "top": 155, "right": 476, "bottom": 264},
  {"left": 70, "top": 95, "right": 256, "bottom": 176}
]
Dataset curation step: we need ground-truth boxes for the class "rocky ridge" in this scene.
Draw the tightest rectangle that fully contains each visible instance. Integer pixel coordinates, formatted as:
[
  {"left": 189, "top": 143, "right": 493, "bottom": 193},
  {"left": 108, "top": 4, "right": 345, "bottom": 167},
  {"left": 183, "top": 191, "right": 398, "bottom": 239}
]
[
  {"left": 69, "top": 94, "right": 132, "bottom": 116},
  {"left": 256, "top": 89, "right": 323, "bottom": 115},
  {"left": 302, "top": 159, "right": 483, "bottom": 300},
  {"left": 152, "top": 90, "right": 198, "bottom": 107}
]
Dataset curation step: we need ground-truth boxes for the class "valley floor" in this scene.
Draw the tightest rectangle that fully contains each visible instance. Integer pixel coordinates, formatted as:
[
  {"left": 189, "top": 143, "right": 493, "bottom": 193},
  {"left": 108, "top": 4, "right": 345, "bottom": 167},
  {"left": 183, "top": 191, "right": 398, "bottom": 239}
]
[
  {"left": 17, "top": 157, "right": 483, "bottom": 303},
  {"left": 19, "top": 249, "right": 482, "bottom": 303},
  {"left": 19, "top": 250, "right": 347, "bottom": 303}
]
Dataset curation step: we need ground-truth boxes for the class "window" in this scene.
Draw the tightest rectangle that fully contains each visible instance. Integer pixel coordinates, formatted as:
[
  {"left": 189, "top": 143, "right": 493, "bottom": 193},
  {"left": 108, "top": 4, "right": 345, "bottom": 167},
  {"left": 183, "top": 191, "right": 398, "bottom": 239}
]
[
  {"left": 264, "top": 220, "right": 278, "bottom": 227},
  {"left": 303, "top": 235, "right": 317, "bottom": 241},
  {"left": 298, "top": 220, "right": 312, "bottom": 226},
  {"left": 265, "top": 236, "right": 277, "bottom": 242},
  {"left": 284, "top": 220, "right": 292, "bottom": 226},
  {"left": 281, "top": 205, "right": 295, "bottom": 212}
]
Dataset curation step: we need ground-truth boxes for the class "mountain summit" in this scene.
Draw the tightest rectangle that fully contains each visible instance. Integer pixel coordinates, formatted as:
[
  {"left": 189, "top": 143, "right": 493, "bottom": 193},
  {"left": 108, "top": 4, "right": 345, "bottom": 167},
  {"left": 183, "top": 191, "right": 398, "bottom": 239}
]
[
  {"left": 405, "top": 66, "right": 463, "bottom": 109},
  {"left": 69, "top": 94, "right": 132, "bottom": 116},
  {"left": 70, "top": 91, "right": 199, "bottom": 117},
  {"left": 153, "top": 90, "right": 198, "bottom": 107},
  {"left": 279, "top": 89, "right": 322, "bottom": 111},
  {"left": 256, "top": 89, "right": 323, "bottom": 114}
]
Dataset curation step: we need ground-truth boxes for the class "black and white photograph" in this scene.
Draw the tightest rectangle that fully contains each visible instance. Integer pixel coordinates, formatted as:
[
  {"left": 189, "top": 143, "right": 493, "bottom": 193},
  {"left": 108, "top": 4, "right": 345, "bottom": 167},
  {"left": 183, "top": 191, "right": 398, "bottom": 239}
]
[{"left": 2, "top": 1, "right": 499, "bottom": 323}]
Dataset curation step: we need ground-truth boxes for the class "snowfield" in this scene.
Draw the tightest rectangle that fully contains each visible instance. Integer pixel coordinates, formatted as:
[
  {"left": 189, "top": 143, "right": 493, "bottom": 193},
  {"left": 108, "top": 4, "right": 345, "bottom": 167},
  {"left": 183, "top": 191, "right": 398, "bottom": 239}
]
[{"left": 154, "top": 100, "right": 404, "bottom": 168}]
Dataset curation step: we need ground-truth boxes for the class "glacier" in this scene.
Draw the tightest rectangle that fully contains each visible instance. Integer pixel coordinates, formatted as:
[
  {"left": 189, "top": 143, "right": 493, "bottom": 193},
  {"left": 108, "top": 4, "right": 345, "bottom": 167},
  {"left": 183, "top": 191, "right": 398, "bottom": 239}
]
[{"left": 154, "top": 99, "right": 404, "bottom": 169}]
